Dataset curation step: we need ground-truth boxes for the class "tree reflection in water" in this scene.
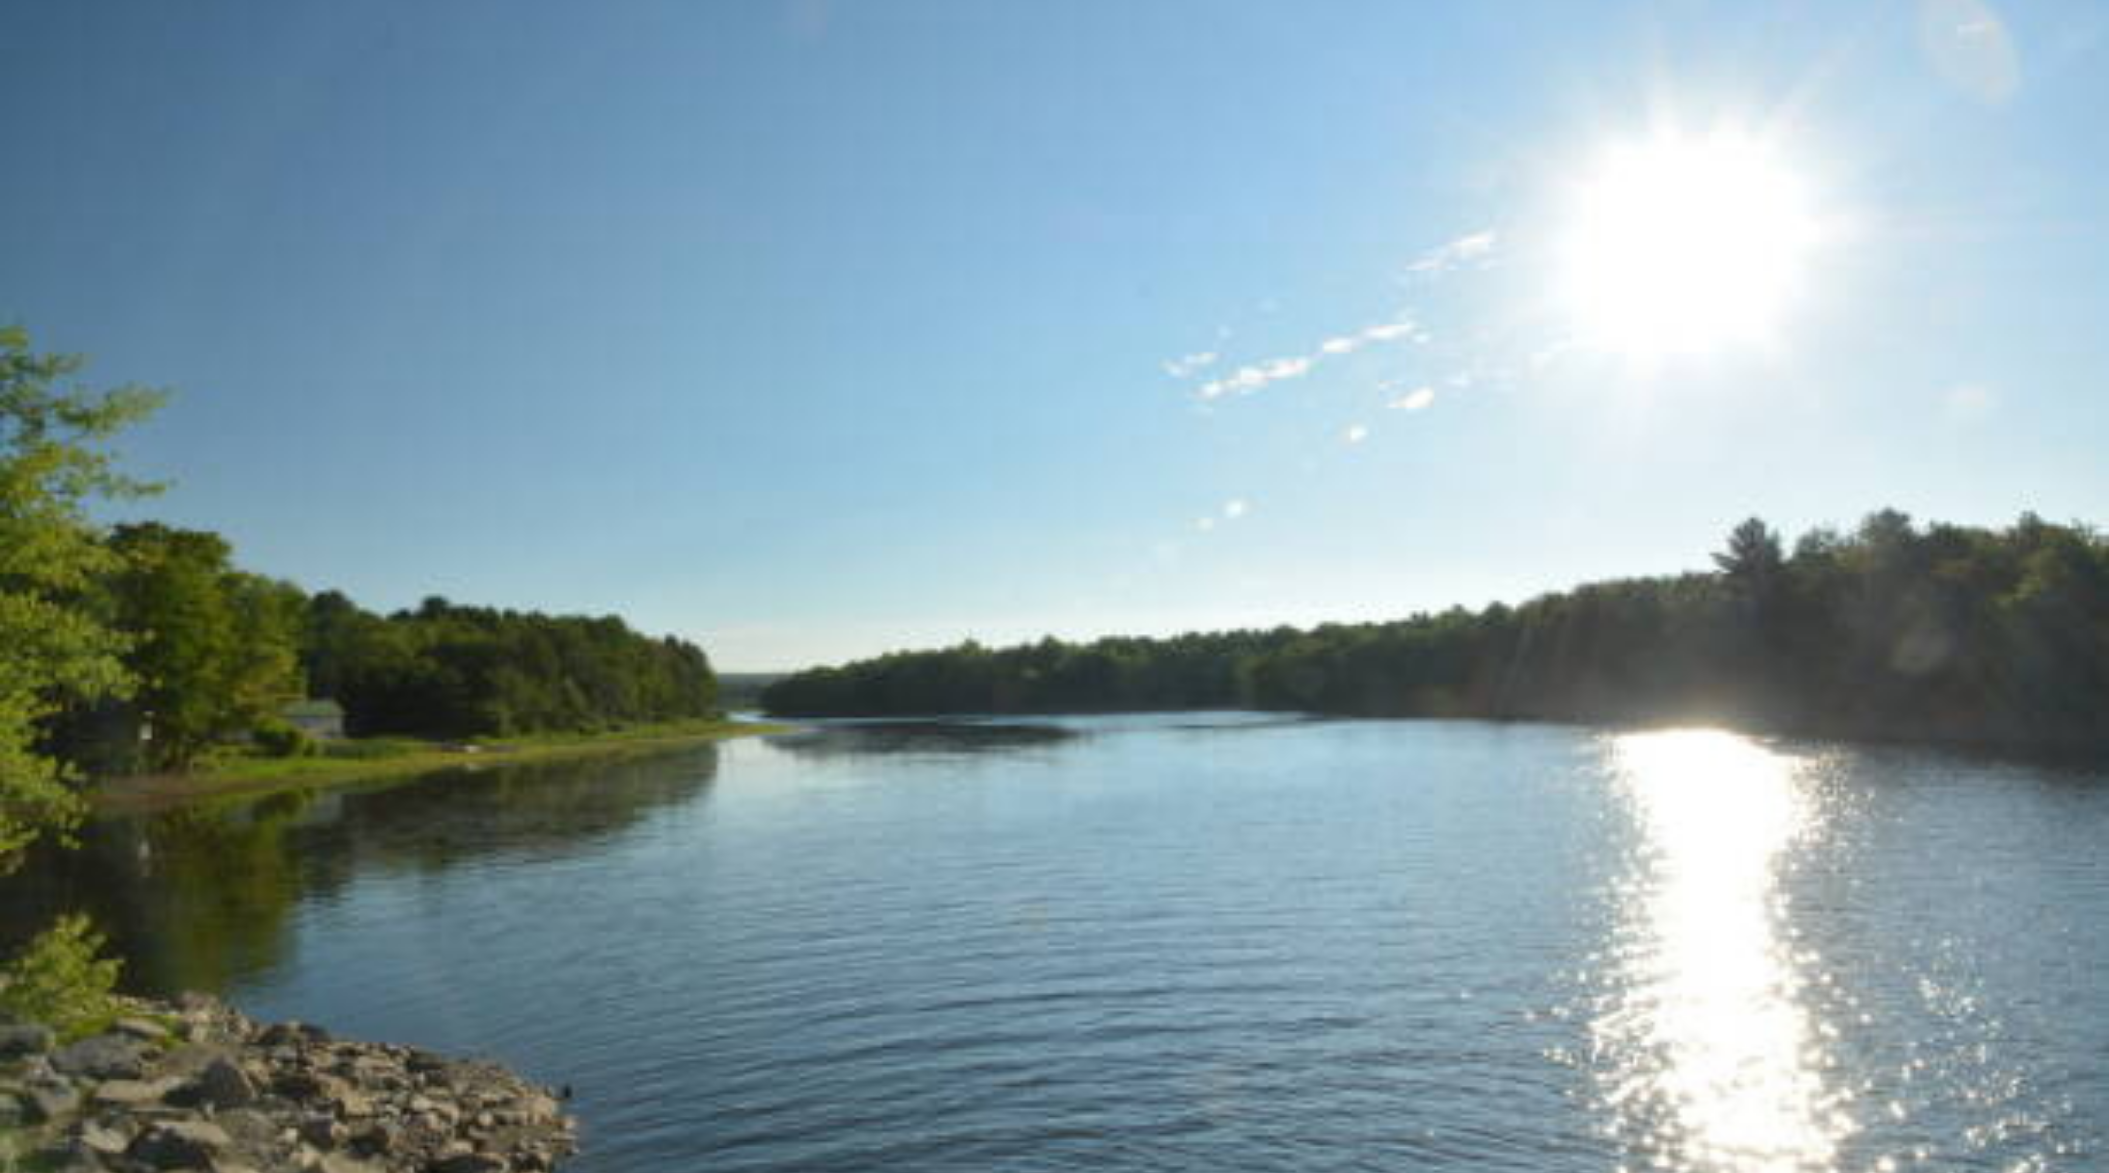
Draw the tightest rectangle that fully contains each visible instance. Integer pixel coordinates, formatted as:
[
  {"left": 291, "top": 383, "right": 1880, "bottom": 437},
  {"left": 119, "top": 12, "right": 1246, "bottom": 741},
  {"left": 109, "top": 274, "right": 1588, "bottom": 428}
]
[{"left": 0, "top": 746, "right": 720, "bottom": 995}]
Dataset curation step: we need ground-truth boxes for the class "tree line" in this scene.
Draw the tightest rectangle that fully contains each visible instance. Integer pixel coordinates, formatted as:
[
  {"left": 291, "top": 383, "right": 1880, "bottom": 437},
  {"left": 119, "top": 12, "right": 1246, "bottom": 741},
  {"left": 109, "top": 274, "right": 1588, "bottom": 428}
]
[
  {"left": 52, "top": 539, "right": 722, "bottom": 774},
  {"left": 3, "top": 327, "right": 718, "bottom": 800},
  {"left": 763, "top": 512, "right": 2109, "bottom": 757}
]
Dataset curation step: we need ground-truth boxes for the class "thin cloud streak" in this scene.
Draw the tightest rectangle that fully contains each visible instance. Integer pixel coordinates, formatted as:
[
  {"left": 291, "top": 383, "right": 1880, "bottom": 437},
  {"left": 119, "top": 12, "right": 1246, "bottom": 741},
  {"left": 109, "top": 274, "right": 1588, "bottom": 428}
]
[
  {"left": 1162, "top": 351, "right": 1219, "bottom": 378},
  {"left": 1196, "top": 315, "right": 1421, "bottom": 400},
  {"left": 1407, "top": 228, "right": 1498, "bottom": 275}
]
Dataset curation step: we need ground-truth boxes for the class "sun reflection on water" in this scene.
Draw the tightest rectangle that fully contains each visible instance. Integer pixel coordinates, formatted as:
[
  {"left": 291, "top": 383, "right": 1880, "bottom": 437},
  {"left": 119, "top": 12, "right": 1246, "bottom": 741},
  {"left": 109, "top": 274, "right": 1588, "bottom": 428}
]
[{"left": 1594, "top": 728, "right": 1850, "bottom": 1173}]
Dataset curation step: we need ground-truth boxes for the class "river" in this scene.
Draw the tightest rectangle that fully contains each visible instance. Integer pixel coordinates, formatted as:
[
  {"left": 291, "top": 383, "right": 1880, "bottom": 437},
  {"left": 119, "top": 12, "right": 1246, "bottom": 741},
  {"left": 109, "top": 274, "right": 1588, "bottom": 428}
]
[{"left": 8, "top": 714, "right": 2107, "bottom": 1172}]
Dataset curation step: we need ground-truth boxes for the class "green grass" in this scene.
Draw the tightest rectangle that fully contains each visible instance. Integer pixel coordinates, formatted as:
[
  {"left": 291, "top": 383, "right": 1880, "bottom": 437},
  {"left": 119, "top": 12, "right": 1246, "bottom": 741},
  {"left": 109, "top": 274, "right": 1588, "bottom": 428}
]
[{"left": 92, "top": 718, "right": 791, "bottom": 814}]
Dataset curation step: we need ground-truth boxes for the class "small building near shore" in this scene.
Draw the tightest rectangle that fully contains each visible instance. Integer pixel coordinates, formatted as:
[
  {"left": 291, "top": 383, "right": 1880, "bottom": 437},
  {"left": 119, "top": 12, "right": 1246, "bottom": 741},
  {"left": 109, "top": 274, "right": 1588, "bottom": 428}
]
[{"left": 282, "top": 699, "right": 346, "bottom": 741}]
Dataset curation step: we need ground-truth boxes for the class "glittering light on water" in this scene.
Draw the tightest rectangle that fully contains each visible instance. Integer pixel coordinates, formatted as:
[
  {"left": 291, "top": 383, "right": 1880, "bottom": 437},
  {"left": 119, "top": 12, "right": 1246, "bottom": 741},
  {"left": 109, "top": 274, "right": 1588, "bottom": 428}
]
[{"left": 1594, "top": 729, "right": 1850, "bottom": 1172}]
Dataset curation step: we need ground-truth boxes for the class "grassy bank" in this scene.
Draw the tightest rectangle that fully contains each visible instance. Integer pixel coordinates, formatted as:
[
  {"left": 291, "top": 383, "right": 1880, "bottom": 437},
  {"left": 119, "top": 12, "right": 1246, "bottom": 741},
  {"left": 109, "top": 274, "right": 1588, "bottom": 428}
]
[{"left": 90, "top": 718, "right": 791, "bottom": 815}]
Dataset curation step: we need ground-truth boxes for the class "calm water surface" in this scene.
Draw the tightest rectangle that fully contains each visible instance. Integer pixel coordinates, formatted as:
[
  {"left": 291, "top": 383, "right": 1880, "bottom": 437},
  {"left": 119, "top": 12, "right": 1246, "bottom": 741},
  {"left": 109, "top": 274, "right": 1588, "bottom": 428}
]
[{"left": 9, "top": 715, "right": 2108, "bottom": 1172}]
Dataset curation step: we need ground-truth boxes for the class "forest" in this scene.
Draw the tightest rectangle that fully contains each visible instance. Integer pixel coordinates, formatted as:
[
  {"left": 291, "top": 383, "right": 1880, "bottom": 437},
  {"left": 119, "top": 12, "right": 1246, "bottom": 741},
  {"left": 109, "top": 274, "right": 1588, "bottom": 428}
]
[
  {"left": 763, "top": 512, "right": 2109, "bottom": 757},
  {"left": 2, "top": 327, "right": 718, "bottom": 792},
  {"left": 52, "top": 552, "right": 722, "bottom": 775}
]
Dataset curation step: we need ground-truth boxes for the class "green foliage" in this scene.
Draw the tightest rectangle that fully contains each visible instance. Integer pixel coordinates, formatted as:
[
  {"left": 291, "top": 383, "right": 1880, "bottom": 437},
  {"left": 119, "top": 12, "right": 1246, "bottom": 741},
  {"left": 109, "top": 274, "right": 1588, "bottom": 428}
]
[
  {"left": 0, "top": 914, "right": 123, "bottom": 1041},
  {"left": 251, "top": 719, "right": 318, "bottom": 759},
  {"left": 0, "top": 326, "right": 162, "bottom": 869},
  {"left": 763, "top": 511, "right": 2109, "bottom": 757},
  {"left": 301, "top": 593, "right": 718, "bottom": 740},
  {"left": 104, "top": 524, "right": 307, "bottom": 771}
]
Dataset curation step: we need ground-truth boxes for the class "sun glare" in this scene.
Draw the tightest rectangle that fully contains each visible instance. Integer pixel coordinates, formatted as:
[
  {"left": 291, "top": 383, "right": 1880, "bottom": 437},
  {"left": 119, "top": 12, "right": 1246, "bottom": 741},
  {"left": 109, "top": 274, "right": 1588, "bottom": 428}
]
[{"left": 1560, "top": 129, "right": 1817, "bottom": 363}]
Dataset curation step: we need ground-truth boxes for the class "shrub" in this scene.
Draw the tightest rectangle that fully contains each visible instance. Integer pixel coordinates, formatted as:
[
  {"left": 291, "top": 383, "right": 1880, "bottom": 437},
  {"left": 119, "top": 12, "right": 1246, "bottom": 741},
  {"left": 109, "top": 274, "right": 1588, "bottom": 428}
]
[
  {"left": 0, "top": 914, "right": 123, "bottom": 1041},
  {"left": 252, "top": 720, "right": 318, "bottom": 759}
]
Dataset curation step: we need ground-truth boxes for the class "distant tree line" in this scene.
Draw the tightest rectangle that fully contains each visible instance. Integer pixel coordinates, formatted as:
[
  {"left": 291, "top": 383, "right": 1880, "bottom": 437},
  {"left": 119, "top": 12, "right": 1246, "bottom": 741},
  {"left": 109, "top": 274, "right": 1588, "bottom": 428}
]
[
  {"left": 301, "top": 593, "right": 718, "bottom": 741},
  {"left": 763, "top": 511, "right": 2109, "bottom": 757}
]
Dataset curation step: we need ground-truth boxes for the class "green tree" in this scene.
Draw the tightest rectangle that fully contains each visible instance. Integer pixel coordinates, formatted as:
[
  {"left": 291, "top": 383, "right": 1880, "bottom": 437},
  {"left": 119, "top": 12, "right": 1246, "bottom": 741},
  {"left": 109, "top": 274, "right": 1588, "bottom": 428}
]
[
  {"left": 0, "top": 326, "right": 161, "bottom": 868},
  {"left": 1714, "top": 516, "right": 1786, "bottom": 599},
  {"left": 107, "top": 524, "right": 306, "bottom": 771}
]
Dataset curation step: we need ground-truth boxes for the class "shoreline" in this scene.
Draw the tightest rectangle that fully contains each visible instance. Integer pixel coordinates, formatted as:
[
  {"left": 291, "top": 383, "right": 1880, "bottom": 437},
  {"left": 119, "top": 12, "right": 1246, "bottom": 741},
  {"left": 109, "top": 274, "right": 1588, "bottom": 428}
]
[
  {"left": 89, "top": 720, "right": 791, "bottom": 817},
  {"left": 0, "top": 992, "right": 576, "bottom": 1171}
]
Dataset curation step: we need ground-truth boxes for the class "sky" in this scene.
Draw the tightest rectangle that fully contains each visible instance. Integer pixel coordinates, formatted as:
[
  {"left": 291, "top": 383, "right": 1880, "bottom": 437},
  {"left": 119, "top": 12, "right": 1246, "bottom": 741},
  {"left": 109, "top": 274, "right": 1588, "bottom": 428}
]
[{"left": 4, "top": 1, "right": 2106, "bottom": 670}]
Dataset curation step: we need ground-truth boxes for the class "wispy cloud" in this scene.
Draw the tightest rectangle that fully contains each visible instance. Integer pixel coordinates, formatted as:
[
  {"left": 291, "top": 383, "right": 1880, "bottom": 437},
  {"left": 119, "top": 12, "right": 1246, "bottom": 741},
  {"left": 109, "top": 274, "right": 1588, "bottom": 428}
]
[
  {"left": 1389, "top": 386, "right": 1437, "bottom": 412},
  {"left": 1407, "top": 228, "right": 1498, "bottom": 275},
  {"left": 1196, "top": 315, "right": 1421, "bottom": 400},
  {"left": 1223, "top": 498, "right": 1248, "bottom": 520},
  {"left": 1162, "top": 351, "right": 1219, "bottom": 378},
  {"left": 1343, "top": 423, "right": 1369, "bottom": 444}
]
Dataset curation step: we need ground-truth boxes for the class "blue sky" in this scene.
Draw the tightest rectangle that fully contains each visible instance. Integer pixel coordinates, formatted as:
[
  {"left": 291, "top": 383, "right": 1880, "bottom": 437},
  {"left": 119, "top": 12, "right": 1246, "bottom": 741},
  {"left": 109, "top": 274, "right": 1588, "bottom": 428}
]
[{"left": 4, "top": 1, "right": 2106, "bottom": 669}]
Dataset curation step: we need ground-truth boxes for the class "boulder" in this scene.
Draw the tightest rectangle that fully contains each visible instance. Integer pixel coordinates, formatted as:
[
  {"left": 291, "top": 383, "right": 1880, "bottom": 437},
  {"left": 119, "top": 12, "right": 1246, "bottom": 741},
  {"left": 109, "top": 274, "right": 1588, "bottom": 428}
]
[
  {"left": 50, "top": 1032, "right": 150, "bottom": 1080},
  {"left": 77, "top": 1119, "right": 132, "bottom": 1157},
  {"left": 24, "top": 1080, "right": 83, "bottom": 1122},
  {"left": 274, "top": 1069, "right": 352, "bottom": 1103},
  {"left": 428, "top": 1152, "right": 507, "bottom": 1173},
  {"left": 113, "top": 1016, "right": 170, "bottom": 1042},
  {"left": 184, "top": 1055, "right": 257, "bottom": 1109},
  {"left": 127, "top": 1119, "right": 233, "bottom": 1168},
  {"left": 91, "top": 1076, "right": 181, "bottom": 1108},
  {"left": 0, "top": 1022, "right": 55, "bottom": 1057}
]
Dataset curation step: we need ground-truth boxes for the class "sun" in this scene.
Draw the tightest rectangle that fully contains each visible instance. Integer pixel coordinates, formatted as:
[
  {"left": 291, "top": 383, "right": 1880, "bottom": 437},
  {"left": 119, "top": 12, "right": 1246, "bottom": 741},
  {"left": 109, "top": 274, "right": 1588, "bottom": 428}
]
[{"left": 1559, "top": 128, "right": 1817, "bottom": 363}]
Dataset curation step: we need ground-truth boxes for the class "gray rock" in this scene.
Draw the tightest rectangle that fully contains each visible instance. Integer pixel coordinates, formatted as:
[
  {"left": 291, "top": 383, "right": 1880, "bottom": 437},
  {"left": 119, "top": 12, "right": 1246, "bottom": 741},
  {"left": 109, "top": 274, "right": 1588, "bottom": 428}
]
[
  {"left": 91, "top": 1077, "right": 181, "bottom": 1108},
  {"left": 78, "top": 1119, "right": 132, "bottom": 1156},
  {"left": 0, "top": 1022, "right": 55, "bottom": 1056},
  {"left": 299, "top": 1113, "right": 347, "bottom": 1149},
  {"left": 274, "top": 1069, "right": 352, "bottom": 1104},
  {"left": 210, "top": 1106, "right": 280, "bottom": 1146},
  {"left": 112, "top": 1017, "right": 169, "bottom": 1042},
  {"left": 51, "top": 1033, "right": 150, "bottom": 1080},
  {"left": 346, "top": 1119, "right": 399, "bottom": 1157},
  {"left": 126, "top": 1119, "right": 231, "bottom": 1168},
  {"left": 427, "top": 1152, "right": 507, "bottom": 1173},
  {"left": 25, "top": 1080, "right": 83, "bottom": 1122},
  {"left": 181, "top": 1056, "right": 257, "bottom": 1109}
]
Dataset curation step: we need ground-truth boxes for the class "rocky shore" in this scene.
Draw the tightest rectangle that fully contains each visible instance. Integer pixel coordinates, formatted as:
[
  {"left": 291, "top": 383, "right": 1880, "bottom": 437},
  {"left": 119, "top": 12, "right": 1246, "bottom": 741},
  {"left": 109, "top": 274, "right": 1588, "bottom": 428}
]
[{"left": 0, "top": 994, "right": 575, "bottom": 1172}]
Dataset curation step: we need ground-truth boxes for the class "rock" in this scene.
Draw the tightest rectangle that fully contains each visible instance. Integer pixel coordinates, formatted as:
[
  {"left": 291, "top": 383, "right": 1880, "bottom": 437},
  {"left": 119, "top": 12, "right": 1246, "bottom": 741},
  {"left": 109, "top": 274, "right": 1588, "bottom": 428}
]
[
  {"left": 0, "top": 1022, "right": 55, "bottom": 1056},
  {"left": 51, "top": 1033, "right": 150, "bottom": 1080},
  {"left": 257, "top": 1020, "right": 329, "bottom": 1047},
  {"left": 92, "top": 1077, "right": 181, "bottom": 1108},
  {"left": 127, "top": 1119, "right": 232, "bottom": 1168},
  {"left": 25, "top": 1080, "right": 83, "bottom": 1122},
  {"left": 274, "top": 1069, "right": 351, "bottom": 1103},
  {"left": 185, "top": 1055, "right": 257, "bottom": 1109},
  {"left": 212, "top": 1106, "right": 281, "bottom": 1147},
  {"left": 78, "top": 1119, "right": 132, "bottom": 1156},
  {"left": 428, "top": 1152, "right": 507, "bottom": 1173},
  {"left": 34, "top": 1138, "right": 109, "bottom": 1172},
  {"left": 346, "top": 1119, "right": 398, "bottom": 1157},
  {"left": 17, "top": 996, "right": 573, "bottom": 1173},
  {"left": 300, "top": 1114, "right": 347, "bottom": 1148},
  {"left": 113, "top": 1017, "right": 170, "bottom": 1042}
]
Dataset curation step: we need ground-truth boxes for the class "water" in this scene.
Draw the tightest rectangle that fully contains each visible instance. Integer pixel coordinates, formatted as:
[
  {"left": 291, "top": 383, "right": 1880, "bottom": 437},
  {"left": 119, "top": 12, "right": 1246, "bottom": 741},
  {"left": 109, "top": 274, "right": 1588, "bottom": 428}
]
[{"left": 7, "top": 714, "right": 2108, "bottom": 1172}]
